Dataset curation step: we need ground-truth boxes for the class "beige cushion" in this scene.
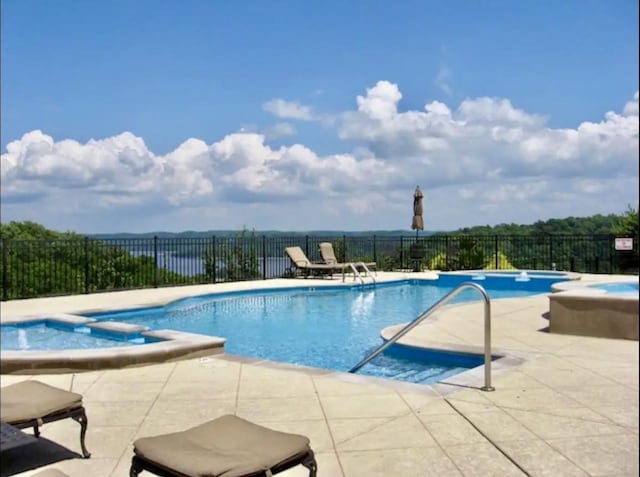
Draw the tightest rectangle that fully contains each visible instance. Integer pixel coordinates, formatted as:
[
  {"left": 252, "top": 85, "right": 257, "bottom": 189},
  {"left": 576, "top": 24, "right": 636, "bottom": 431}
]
[
  {"left": 30, "top": 469, "right": 70, "bottom": 477},
  {"left": 285, "top": 247, "right": 339, "bottom": 270},
  {"left": 0, "top": 381, "right": 83, "bottom": 424},
  {"left": 133, "top": 414, "right": 311, "bottom": 477}
]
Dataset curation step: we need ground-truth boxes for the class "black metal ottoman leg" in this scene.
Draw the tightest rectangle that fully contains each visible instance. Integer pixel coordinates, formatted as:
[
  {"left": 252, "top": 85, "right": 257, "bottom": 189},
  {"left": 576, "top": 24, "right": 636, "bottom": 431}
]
[
  {"left": 130, "top": 456, "right": 144, "bottom": 477},
  {"left": 72, "top": 408, "right": 91, "bottom": 458}
]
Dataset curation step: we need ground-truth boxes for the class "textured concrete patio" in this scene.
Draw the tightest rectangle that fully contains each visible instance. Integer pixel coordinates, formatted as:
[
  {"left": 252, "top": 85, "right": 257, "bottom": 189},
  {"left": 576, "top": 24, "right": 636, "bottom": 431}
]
[{"left": 1, "top": 274, "right": 638, "bottom": 476}]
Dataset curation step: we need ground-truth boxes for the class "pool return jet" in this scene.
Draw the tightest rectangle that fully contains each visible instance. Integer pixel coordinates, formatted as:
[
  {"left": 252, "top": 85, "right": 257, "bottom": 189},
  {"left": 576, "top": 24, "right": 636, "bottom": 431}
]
[{"left": 349, "top": 281, "right": 495, "bottom": 392}]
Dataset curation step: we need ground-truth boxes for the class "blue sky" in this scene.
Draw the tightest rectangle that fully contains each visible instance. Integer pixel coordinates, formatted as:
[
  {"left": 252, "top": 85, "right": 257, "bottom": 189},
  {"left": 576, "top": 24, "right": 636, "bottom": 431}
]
[{"left": 1, "top": 0, "right": 638, "bottom": 233}]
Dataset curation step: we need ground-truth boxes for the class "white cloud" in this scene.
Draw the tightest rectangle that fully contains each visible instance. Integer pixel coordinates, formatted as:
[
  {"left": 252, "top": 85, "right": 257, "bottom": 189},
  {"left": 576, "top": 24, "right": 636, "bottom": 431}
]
[
  {"left": 1, "top": 82, "right": 638, "bottom": 233},
  {"left": 339, "top": 82, "right": 637, "bottom": 190},
  {"left": 264, "top": 122, "right": 296, "bottom": 140},
  {"left": 262, "top": 99, "right": 314, "bottom": 120},
  {"left": 623, "top": 91, "right": 639, "bottom": 116},
  {"left": 434, "top": 66, "right": 453, "bottom": 96},
  {"left": 356, "top": 80, "right": 403, "bottom": 120}
]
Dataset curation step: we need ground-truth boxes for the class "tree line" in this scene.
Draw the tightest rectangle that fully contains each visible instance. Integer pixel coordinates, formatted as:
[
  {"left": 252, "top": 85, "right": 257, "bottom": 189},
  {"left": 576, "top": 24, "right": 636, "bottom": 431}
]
[{"left": 1, "top": 207, "right": 637, "bottom": 300}]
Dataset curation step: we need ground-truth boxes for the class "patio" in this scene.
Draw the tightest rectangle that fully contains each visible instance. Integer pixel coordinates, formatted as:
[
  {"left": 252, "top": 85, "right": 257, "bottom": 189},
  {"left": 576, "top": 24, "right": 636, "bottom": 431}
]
[{"left": 0, "top": 274, "right": 637, "bottom": 476}]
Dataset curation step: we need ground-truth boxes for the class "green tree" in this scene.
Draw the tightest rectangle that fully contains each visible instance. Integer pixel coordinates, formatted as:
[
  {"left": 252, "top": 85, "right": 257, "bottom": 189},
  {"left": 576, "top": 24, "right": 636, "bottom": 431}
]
[
  {"left": 1, "top": 221, "right": 188, "bottom": 299},
  {"left": 204, "top": 228, "right": 261, "bottom": 281}
]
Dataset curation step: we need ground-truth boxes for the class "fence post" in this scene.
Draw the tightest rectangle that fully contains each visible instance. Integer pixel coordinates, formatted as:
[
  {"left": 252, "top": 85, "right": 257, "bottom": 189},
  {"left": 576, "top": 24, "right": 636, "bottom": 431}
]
[
  {"left": 211, "top": 236, "right": 217, "bottom": 283},
  {"left": 609, "top": 237, "right": 614, "bottom": 273},
  {"left": 305, "top": 235, "right": 309, "bottom": 258},
  {"left": 262, "top": 235, "right": 267, "bottom": 280},
  {"left": 548, "top": 235, "right": 553, "bottom": 270},
  {"left": 373, "top": 235, "right": 377, "bottom": 263},
  {"left": 400, "top": 236, "right": 404, "bottom": 269},
  {"left": 153, "top": 236, "right": 159, "bottom": 287},
  {"left": 494, "top": 235, "right": 499, "bottom": 269},
  {"left": 445, "top": 235, "right": 449, "bottom": 270},
  {"left": 84, "top": 237, "right": 90, "bottom": 294},
  {"left": 1, "top": 238, "right": 7, "bottom": 301},
  {"left": 341, "top": 235, "right": 346, "bottom": 261}
]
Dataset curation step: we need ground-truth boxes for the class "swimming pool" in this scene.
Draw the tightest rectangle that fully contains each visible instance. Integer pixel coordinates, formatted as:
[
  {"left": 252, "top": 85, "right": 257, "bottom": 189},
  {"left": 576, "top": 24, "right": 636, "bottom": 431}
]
[
  {"left": 2, "top": 274, "right": 568, "bottom": 381},
  {"left": 72, "top": 276, "right": 557, "bottom": 383}
]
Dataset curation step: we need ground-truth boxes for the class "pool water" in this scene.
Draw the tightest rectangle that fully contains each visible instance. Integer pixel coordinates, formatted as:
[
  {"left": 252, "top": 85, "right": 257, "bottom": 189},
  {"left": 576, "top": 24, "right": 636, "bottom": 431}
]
[
  {"left": 589, "top": 282, "right": 639, "bottom": 294},
  {"left": 81, "top": 279, "right": 545, "bottom": 384},
  {"left": 0, "top": 322, "right": 148, "bottom": 350}
]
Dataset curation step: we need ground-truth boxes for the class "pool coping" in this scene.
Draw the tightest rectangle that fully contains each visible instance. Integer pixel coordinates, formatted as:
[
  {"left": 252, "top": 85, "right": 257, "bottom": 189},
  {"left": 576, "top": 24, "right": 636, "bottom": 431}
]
[{"left": 0, "top": 320, "right": 226, "bottom": 374}]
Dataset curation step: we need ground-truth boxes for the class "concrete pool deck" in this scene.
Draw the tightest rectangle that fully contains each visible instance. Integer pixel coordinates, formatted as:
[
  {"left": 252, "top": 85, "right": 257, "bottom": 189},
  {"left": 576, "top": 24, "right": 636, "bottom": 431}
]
[{"left": 0, "top": 272, "right": 638, "bottom": 476}]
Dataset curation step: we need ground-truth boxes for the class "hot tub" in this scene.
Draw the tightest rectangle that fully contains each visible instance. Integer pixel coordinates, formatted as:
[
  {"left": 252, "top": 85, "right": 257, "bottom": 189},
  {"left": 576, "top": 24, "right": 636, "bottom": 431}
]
[{"left": 549, "top": 277, "right": 639, "bottom": 340}]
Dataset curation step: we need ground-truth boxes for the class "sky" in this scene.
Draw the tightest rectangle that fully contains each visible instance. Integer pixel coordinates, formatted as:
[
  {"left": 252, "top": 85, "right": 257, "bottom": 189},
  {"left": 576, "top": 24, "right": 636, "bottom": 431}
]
[{"left": 1, "top": 0, "right": 638, "bottom": 234}]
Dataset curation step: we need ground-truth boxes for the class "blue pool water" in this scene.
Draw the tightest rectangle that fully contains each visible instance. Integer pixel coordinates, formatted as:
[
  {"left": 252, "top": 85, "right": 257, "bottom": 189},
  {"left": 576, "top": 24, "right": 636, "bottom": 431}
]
[
  {"left": 1, "top": 320, "right": 161, "bottom": 351},
  {"left": 2, "top": 275, "right": 565, "bottom": 384},
  {"left": 589, "top": 282, "right": 639, "bottom": 294}
]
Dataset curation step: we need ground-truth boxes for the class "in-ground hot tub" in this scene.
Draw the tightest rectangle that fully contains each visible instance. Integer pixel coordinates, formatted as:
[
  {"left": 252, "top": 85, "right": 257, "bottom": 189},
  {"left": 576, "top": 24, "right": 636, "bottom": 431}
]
[{"left": 549, "top": 278, "right": 639, "bottom": 340}]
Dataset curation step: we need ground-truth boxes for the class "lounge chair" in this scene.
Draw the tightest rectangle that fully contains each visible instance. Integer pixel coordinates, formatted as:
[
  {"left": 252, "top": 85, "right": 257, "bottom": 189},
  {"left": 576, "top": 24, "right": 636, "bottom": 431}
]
[
  {"left": 285, "top": 246, "right": 346, "bottom": 280},
  {"left": 0, "top": 380, "right": 90, "bottom": 458},
  {"left": 130, "top": 414, "right": 317, "bottom": 477},
  {"left": 318, "top": 242, "right": 377, "bottom": 274}
]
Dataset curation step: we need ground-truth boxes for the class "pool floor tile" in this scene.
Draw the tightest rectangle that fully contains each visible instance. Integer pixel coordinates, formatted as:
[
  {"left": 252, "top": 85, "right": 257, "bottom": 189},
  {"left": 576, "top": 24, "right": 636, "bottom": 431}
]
[
  {"left": 238, "top": 376, "right": 317, "bottom": 398},
  {"left": 143, "top": 398, "right": 237, "bottom": 429},
  {"left": 320, "top": 394, "right": 411, "bottom": 419},
  {"left": 83, "top": 380, "right": 166, "bottom": 402},
  {"left": 80, "top": 400, "right": 154, "bottom": 428},
  {"left": 496, "top": 439, "right": 590, "bottom": 477},
  {"left": 338, "top": 447, "right": 463, "bottom": 477},
  {"left": 236, "top": 396, "right": 325, "bottom": 421},
  {"left": 90, "top": 363, "right": 176, "bottom": 382},
  {"left": 415, "top": 413, "right": 487, "bottom": 447},
  {"left": 558, "top": 384, "right": 640, "bottom": 408},
  {"left": 482, "top": 386, "right": 584, "bottom": 410},
  {"left": 312, "top": 376, "right": 398, "bottom": 397},
  {"left": 158, "top": 378, "right": 239, "bottom": 401},
  {"left": 592, "top": 406, "right": 639, "bottom": 430},
  {"left": 504, "top": 407, "right": 626, "bottom": 440},
  {"left": 443, "top": 442, "right": 526, "bottom": 477},
  {"left": 463, "top": 410, "right": 538, "bottom": 442},
  {"left": 546, "top": 434, "right": 639, "bottom": 476},
  {"left": 329, "top": 414, "right": 438, "bottom": 451},
  {"left": 398, "top": 392, "right": 459, "bottom": 415}
]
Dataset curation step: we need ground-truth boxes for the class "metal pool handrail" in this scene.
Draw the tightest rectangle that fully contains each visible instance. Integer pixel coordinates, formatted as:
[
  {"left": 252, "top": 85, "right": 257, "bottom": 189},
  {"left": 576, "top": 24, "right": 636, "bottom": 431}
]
[
  {"left": 348, "top": 262, "right": 376, "bottom": 286},
  {"left": 348, "top": 281, "right": 495, "bottom": 392}
]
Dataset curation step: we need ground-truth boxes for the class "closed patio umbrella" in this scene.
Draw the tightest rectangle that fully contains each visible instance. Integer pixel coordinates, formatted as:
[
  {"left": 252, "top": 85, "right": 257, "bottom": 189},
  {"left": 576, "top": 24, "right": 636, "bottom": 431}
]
[{"left": 411, "top": 185, "right": 424, "bottom": 236}]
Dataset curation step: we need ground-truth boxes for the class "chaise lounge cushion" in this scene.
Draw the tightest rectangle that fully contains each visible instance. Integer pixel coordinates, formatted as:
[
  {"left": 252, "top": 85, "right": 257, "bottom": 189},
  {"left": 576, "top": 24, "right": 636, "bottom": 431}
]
[
  {"left": 133, "top": 414, "right": 312, "bottom": 477},
  {"left": 0, "top": 381, "right": 83, "bottom": 424}
]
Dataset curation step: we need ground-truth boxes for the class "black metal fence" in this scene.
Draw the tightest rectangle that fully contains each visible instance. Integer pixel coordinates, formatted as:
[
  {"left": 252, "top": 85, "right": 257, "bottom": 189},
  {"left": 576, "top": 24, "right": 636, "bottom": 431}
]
[{"left": 1, "top": 234, "right": 637, "bottom": 300}]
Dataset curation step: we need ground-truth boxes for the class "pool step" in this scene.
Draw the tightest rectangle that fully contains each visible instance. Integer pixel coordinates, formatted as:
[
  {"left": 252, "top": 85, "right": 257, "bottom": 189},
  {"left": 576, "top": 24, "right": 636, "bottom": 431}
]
[{"left": 86, "top": 321, "right": 150, "bottom": 342}]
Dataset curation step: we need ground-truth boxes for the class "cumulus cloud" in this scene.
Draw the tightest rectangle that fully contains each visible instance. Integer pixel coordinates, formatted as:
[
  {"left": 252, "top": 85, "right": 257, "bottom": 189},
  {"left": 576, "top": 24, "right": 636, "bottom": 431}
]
[
  {"left": 339, "top": 81, "right": 637, "bottom": 190},
  {"left": 1, "top": 81, "right": 638, "bottom": 232},
  {"left": 262, "top": 99, "right": 314, "bottom": 120},
  {"left": 623, "top": 91, "right": 639, "bottom": 116}
]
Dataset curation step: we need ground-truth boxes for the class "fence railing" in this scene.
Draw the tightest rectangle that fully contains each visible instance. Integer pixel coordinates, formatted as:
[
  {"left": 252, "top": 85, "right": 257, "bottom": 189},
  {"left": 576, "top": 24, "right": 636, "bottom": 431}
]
[{"left": 0, "top": 234, "right": 637, "bottom": 300}]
